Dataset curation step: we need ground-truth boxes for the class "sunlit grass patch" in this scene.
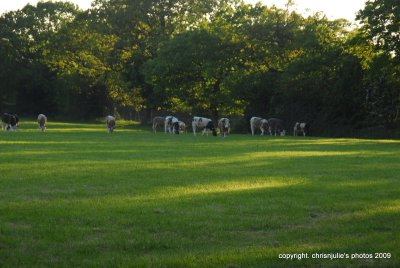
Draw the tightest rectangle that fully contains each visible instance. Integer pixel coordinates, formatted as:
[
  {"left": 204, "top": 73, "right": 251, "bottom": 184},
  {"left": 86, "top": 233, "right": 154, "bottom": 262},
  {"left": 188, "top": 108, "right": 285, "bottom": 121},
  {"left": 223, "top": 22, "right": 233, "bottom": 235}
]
[{"left": 0, "top": 120, "right": 399, "bottom": 267}]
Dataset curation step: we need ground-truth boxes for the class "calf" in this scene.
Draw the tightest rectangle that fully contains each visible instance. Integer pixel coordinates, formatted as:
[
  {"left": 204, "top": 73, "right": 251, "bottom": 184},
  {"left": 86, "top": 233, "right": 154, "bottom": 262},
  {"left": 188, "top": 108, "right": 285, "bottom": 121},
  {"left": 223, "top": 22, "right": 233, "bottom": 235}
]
[
  {"left": 192, "top": 116, "right": 217, "bottom": 136},
  {"left": 165, "top": 116, "right": 180, "bottom": 134},
  {"left": 2, "top": 113, "right": 18, "bottom": 131},
  {"left": 37, "top": 114, "right": 47, "bottom": 132},
  {"left": 218, "top": 118, "right": 230, "bottom": 137},
  {"left": 250, "top": 117, "right": 269, "bottom": 135},
  {"left": 152, "top": 116, "right": 165, "bottom": 133},
  {"left": 106, "top": 115, "right": 116, "bottom": 133},
  {"left": 268, "top": 118, "right": 285, "bottom": 136},
  {"left": 294, "top": 122, "right": 308, "bottom": 136}
]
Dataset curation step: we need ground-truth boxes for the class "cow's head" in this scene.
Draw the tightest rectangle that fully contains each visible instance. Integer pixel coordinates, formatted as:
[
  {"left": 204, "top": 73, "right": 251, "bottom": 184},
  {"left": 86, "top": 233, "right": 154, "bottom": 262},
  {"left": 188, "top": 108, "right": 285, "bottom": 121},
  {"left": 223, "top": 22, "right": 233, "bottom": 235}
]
[
  {"left": 223, "top": 119, "right": 230, "bottom": 129},
  {"left": 261, "top": 119, "right": 269, "bottom": 130},
  {"left": 173, "top": 122, "right": 180, "bottom": 134}
]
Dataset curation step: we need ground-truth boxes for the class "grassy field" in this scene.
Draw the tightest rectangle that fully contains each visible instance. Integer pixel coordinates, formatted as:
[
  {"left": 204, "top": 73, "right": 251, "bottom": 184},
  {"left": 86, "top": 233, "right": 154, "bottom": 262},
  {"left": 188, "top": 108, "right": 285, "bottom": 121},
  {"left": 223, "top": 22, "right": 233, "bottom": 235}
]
[{"left": 0, "top": 119, "right": 399, "bottom": 267}]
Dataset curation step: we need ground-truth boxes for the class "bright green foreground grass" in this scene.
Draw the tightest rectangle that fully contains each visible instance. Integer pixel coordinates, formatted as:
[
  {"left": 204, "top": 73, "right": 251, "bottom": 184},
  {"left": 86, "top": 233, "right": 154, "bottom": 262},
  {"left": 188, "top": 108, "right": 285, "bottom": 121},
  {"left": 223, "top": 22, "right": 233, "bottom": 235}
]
[{"left": 0, "top": 120, "right": 399, "bottom": 267}]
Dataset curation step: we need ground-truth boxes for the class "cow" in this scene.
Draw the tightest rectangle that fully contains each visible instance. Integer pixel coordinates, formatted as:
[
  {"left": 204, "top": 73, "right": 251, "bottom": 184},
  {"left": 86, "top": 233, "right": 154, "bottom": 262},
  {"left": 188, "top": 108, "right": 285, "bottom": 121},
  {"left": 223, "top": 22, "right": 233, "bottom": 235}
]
[
  {"left": 294, "top": 122, "right": 308, "bottom": 136},
  {"left": 268, "top": 118, "right": 285, "bottom": 136},
  {"left": 152, "top": 116, "right": 165, "bottom": 133},
  {"left": 178, "top": 121, "right": 186, "bottom": 134},
  {"left": 37, "top": 114, "right": 47, "bottom": 132},
  {"left": 218, "top": 118, "right": 230, "bottom": 137},
  {"left": 250, "top": 117, "right": 269, "bottom": 135},
  {"left": 165, "top": 116, "right": 180, "bottom": 134},
  {"left": 106, "top": 115, "right": 116, "bottom": 133},
  {"left": 192, "top": 116, "right": 217, "bottom": 136},
  {"left": 2, "top": 113, "right": 18, "bottom": 131}
]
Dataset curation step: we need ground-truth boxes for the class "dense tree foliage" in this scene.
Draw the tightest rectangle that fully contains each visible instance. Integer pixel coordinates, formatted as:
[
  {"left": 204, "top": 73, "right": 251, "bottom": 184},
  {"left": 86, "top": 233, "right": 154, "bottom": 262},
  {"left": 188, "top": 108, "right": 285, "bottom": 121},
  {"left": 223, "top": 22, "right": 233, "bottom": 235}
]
[{"left": 0, "top": 0, "right": 399, "bottom": 136}]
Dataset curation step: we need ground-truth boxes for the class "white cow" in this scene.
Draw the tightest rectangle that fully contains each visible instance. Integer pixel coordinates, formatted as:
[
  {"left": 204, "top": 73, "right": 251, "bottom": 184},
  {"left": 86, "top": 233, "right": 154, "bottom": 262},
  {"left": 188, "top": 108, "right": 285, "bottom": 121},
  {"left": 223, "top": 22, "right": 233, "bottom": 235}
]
[
  {"left": 165, "top": 116, "right": 180, "bottom": 134},
  {"left": 218, "top": 118, "right": 230, "bottom": 137},
  {"left": 37, "top": 114, "right": 47, "bottom": 132},
  {"left": 192, "top": 116, "right": 217, "bottom": 136},
  {"left": 152, "top": 116, "right": 165, "bottom": 133},
  {"left": 106, "top": 115, "right": 116, "bottom": 133},
  {"left": 294, "top": 122, "right": 307, "bottom": 136},
  {"left": 250, "top": 117, "right": 269, "bottom": 136}
]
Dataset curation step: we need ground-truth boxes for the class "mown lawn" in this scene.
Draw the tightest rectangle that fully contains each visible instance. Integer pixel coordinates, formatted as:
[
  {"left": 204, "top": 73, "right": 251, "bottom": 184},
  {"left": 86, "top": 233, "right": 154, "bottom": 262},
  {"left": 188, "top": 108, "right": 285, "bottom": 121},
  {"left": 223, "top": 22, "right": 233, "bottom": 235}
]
[{"left": 0, "top": 119, "right": 399, "bottom": 267}]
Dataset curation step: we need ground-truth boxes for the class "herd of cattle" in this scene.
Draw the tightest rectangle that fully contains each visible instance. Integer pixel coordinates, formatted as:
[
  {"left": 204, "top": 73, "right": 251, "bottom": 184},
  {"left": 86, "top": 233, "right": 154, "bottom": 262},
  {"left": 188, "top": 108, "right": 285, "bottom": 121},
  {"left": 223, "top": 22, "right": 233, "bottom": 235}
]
[
  {"left": 150, "top": 115, "right": 307, "bottom": 137},
  {"left": 2, "top": 113, "right": 308, "bottom": 136}
]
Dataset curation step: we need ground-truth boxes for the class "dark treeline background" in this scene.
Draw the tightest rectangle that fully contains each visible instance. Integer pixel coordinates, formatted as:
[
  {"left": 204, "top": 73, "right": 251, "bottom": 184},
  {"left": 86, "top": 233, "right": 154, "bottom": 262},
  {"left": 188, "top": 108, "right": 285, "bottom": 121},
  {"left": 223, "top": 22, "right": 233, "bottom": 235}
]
[{"left": 0, "top": 0, "right": 399, "bottom": 137}]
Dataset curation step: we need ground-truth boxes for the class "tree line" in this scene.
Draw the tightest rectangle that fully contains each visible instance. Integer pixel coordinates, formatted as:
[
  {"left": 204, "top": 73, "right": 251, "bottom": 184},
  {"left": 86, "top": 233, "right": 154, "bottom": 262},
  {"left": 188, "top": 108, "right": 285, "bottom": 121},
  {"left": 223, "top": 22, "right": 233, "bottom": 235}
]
[{"left": 0, "top": 0, "right": 399, "bottom": 137}]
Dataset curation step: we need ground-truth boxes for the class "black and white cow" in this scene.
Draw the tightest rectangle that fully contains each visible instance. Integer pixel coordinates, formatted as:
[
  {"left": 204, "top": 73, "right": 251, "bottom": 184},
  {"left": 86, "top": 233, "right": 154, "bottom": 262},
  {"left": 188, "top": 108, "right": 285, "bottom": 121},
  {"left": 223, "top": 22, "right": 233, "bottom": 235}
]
[
  {"left": 106, "top": 115, "right": 116, "bottom": 133},
  {"left": 2, "top": 113, "right": 19, "bottom": 131},
  {"left": 152, "top": 116, "right": 165, "bottom": 133},
  {"left": 192, "top": 116, "right": 217, "bottom": 136},
  {"left": 165, "top": 116, "right": 180, "bottom": 134},
  {"left": 250, "top": 117, "right": 269, "bottom": 135},
  {"left": 37, "top": 114, "right": 47, "bottom": 132},
  {"left": 218, "top": 118, "right": 230, "bottom": 137},
  {"left": 268, "top": 118, "right": 285, "bottom": 136},
  {"left": 294, "top": 122, "right": 308, "bottom": 136}
]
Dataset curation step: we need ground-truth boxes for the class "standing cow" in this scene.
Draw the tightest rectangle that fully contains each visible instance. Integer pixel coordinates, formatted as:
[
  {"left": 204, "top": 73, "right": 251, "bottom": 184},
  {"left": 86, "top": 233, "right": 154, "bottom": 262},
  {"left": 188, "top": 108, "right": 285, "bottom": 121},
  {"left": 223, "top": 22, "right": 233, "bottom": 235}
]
[
  {"left": 152, "top": 116, "right": 165, "bottom": 133},
  {"left": 37, "top": 114, "right": 47, "bottom": 132},
  {"left": 106, "top": 115, "right": 116, "bottom": 133},
  {"left": 192, "top": 116, "right": 217, "bottom": 136},
  {"left": 294, "top": 122, "right": 308, "bottom": 136},
  {"left": 250, "top": 117, "right": 269, "bottom": 135},
  {"left": 218, "top": 118, "right": 230, "bottom": 137},
  {"left": 268, "top": 118, "right": 285, "bottom": 136},
  {"left": 165, "top": 116, "right": 180, "bottom": 134},
  {"left": 2, "top": 113, "right": 19, "bottom": 131}
]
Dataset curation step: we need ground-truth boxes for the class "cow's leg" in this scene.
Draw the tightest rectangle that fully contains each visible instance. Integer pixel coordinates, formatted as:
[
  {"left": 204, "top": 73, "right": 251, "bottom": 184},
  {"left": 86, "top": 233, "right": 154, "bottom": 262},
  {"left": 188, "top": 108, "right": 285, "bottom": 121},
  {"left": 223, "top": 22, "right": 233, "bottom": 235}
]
[
  {"left": 192, "top": 125, "right": 196, "bottom": 136},
  {"left": 251, "top": 124, "right": 254, "bottom": 135}
]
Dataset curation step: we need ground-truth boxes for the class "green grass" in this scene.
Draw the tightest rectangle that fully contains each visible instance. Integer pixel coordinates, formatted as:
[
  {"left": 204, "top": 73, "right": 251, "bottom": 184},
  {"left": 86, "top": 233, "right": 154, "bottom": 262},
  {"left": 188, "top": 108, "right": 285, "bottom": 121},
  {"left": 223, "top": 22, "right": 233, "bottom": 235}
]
[{"left": 0, "top": 119, "right": 399, "bottom": 267}]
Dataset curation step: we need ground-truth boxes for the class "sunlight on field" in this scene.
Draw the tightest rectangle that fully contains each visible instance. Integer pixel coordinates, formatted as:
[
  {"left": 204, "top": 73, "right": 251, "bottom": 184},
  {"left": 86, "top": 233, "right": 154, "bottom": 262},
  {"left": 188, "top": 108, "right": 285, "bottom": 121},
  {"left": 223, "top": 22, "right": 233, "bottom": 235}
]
[
  {"left": 340, "top": 200, "right": 400, "bottom": 220},
  {"left": 244, "top": 151, "right": 359, "bottom": 158},
  {"left": 150, "top": 178, "right": 304, "bottom": 199},
  {"left": 9, "top": 119, "right": 141, "bottom": 133}
]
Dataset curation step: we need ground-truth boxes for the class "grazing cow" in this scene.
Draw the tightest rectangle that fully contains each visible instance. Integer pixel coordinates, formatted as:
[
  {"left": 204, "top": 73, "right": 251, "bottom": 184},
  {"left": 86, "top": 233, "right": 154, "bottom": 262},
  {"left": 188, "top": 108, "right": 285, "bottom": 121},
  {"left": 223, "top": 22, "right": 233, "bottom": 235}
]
[
  {"left": 165, "top": 116, "right": 180, "bottom": 134},
  {"left": 294, "top": 122, "right": 308, "bottom": 136},
  {"left": 106, "top": 115, "right": 116, "bottom": 133},
  {"left": 218, "top": 118, "right": 230, "bottom": 137},
  {"left": 178, "top": 121, "right": 186, "bottom": 134},
  {"left": 2, "top": 113, "right": 18, "bottom": 131},
  {"left": 250, "top": 117, "right": 269, "bottom": 135},
  {"left": 268, "top": 118, "right": 285, "bottom": 136},
  {"left": 37, "top": 114, "right": 47, "bottom": 132},
  {"left": 192, "top": 116, "right": 217, "bottom": 136},
  {"left": 152, "top": 116, "right": 165, "bottom": 133}
]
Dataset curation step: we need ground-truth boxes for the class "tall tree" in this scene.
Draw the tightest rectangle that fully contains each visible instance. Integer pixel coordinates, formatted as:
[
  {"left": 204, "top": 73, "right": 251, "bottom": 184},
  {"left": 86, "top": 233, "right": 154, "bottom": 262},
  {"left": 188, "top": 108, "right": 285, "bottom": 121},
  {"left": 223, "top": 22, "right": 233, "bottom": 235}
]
[{"left": 357, "top": 0, "right": 400, "bottom": 61}]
